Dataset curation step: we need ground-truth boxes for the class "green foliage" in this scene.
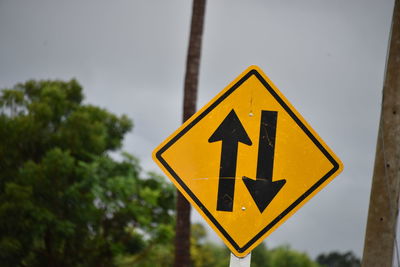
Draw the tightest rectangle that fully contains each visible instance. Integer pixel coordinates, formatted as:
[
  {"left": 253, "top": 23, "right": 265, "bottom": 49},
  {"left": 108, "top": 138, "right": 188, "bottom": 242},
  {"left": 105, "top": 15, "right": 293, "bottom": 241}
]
[
  {"left": 250, "top": 243, "right": 321, "bottom": 267},
  {"left": 116, "top": 242, "right": 174, "bottom": 267},
  {"left": 0, "top": 80, "right": 175, "bottom": 266},
  {"left": 251, "top": 242, "right": 271, "bottom": 267},
  {"left": 269, "top": 245, "right": 321, "bottom": 267},
  {"left": 116, "top": 219, "right": 325, "bottom": 267},
  {"left": 316, "top": 251, "right": 361, "bottom": 267},
  {"left": 195, "top": 223, "right": 322, "bottom": 267},
  {"left": 190, "top": 223, "right": 230, "bottom": 267}
]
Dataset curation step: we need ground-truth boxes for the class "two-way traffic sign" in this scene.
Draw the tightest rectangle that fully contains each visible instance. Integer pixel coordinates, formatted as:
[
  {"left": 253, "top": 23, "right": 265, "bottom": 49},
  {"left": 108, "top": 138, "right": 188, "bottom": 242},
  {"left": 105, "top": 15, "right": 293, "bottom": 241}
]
[{"left": 153, "top": 66, "right": 343, "bottom": 257}]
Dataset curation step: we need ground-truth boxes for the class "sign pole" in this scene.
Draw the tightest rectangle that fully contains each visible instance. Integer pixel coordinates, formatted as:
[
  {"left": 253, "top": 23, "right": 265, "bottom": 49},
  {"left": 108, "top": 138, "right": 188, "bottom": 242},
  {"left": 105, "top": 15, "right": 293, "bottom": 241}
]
[{"left": 229, "top": 253, "right": 251, "bottom": 267}]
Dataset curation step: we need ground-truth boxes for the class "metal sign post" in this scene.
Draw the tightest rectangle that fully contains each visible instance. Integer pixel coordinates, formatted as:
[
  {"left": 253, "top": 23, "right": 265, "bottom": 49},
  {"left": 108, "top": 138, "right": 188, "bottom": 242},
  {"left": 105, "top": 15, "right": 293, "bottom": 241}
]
[{"left": 229, "top": 253, "right": 251, "bottom": 267}]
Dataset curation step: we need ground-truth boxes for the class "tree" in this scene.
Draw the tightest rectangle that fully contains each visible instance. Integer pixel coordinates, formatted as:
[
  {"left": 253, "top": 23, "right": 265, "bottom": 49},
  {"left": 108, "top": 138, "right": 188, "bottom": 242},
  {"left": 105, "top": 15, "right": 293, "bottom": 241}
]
[
  {"left": 176, "top": 0, "right": 207, "bottom": 265},
  {"left": 0, "top": 80, "right": 175, "bottom": 266},
  {"left": 190, "top": 223, "right": 229, "bottom": 267},
  {"left": 251, "top": 242, "right": 271, "bottom": 267},
  {"left": 250, "top": 243, "right": 320, "bottom": 267},
  {"left": 269, "top": 245, "right": 321, "bottom": 267},
  {"left": 316, "top": 251, "right": 360, "bottom": 267}
]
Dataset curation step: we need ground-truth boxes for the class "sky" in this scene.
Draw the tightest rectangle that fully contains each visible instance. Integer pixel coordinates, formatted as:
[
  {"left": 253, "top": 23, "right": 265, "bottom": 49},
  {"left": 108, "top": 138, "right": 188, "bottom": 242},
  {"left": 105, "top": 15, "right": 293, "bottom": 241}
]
[{"left": 0, "top": 0, "right": 396, "bottom": 259}]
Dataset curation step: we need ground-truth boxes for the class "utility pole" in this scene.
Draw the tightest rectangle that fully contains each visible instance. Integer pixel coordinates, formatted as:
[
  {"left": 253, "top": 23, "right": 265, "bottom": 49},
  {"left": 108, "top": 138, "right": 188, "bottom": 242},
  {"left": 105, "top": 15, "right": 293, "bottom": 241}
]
[
  {"left": 174, "top": 0, "right": 206, "bottom": 266},
  {"left": 362, "top": 1, "right": 400, "bottom": 266}
]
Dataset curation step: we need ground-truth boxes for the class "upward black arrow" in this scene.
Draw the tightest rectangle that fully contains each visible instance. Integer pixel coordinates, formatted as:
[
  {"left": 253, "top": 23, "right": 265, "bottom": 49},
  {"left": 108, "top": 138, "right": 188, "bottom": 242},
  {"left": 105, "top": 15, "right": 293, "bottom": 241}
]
[
  {"left": 209, "top": 109, "right": 252, "bottom": 212},
  {"left": 242, "top": 110, "right": 286, "bottom": 213}
]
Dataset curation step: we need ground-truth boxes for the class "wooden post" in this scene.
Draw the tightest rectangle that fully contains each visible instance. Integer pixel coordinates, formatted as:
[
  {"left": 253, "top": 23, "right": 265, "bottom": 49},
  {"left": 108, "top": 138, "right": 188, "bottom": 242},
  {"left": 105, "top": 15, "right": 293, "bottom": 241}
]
[
  {"left": 174, "top": 0, "right": 206, "bottom": 266},
  {"left": 362, "top": 1, "right": 400, "bottom": 266}
]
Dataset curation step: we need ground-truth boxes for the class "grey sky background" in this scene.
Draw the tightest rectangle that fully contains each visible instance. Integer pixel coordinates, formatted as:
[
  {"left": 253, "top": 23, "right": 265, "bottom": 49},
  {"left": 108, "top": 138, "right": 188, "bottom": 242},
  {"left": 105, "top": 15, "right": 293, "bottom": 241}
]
[{"left": 0, "top": 0, "right": 395, "bottom": 259}]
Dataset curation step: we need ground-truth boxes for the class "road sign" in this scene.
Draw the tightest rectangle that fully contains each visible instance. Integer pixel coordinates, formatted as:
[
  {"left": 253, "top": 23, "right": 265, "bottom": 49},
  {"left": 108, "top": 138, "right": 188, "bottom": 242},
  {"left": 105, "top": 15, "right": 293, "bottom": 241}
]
[{"left": 153, "top": 66, "right": 343, "bottom": 257}]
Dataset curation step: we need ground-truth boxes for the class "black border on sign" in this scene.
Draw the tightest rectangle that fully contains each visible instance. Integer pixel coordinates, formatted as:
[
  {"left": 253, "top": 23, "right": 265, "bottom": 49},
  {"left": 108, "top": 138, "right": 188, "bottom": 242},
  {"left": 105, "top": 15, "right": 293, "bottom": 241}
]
[{"left": 155, "top": 69, "right": 340, "bottom": 254}]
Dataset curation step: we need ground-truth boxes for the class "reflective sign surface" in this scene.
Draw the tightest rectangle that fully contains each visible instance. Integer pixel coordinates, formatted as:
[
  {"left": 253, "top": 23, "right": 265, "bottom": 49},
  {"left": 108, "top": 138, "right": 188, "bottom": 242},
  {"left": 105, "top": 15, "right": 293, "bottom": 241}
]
[{"left": 153, "top": 66, "right": 343, "bottom": 257}]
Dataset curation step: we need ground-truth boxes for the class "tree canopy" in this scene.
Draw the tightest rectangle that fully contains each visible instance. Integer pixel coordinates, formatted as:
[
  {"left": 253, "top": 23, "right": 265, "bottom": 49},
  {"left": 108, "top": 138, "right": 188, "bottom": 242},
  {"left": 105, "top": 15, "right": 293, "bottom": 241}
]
[
  {"left": 0, "top": 80, "right": 175, "bottom": 266},
  {"left": 316, "top": 251, "right": 361, "bottom": 267}
]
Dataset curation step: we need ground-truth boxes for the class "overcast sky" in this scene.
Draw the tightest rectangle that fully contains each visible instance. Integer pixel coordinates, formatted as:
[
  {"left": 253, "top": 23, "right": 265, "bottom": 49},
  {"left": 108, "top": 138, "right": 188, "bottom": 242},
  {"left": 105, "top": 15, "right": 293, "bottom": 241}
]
[{"left": 0, "top": 0, "right": 395, "bottom": 259}]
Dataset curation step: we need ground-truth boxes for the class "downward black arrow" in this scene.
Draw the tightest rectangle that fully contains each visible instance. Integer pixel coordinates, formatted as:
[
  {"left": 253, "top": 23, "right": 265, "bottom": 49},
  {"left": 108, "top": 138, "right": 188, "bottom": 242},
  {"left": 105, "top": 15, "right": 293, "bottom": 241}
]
[
  {"left": 209, "top": 109, "right": 252, "bottom": 212},
  {"left": 243, "top": 110, "right": 286, "bottom": 213}
]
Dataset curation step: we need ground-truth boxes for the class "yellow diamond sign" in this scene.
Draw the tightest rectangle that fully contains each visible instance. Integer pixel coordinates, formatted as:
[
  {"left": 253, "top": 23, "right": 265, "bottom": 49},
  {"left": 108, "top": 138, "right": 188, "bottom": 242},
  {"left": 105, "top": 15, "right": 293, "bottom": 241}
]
[{"left": 152, "top": 66, "right": 343, "bottom": 257}]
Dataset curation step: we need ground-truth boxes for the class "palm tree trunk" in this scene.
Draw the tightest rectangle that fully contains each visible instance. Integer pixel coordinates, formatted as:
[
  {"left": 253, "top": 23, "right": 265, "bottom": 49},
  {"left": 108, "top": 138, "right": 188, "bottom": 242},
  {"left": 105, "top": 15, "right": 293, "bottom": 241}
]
[{"left": 174, "top": 0, "right": 206, "bottom": 266}]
